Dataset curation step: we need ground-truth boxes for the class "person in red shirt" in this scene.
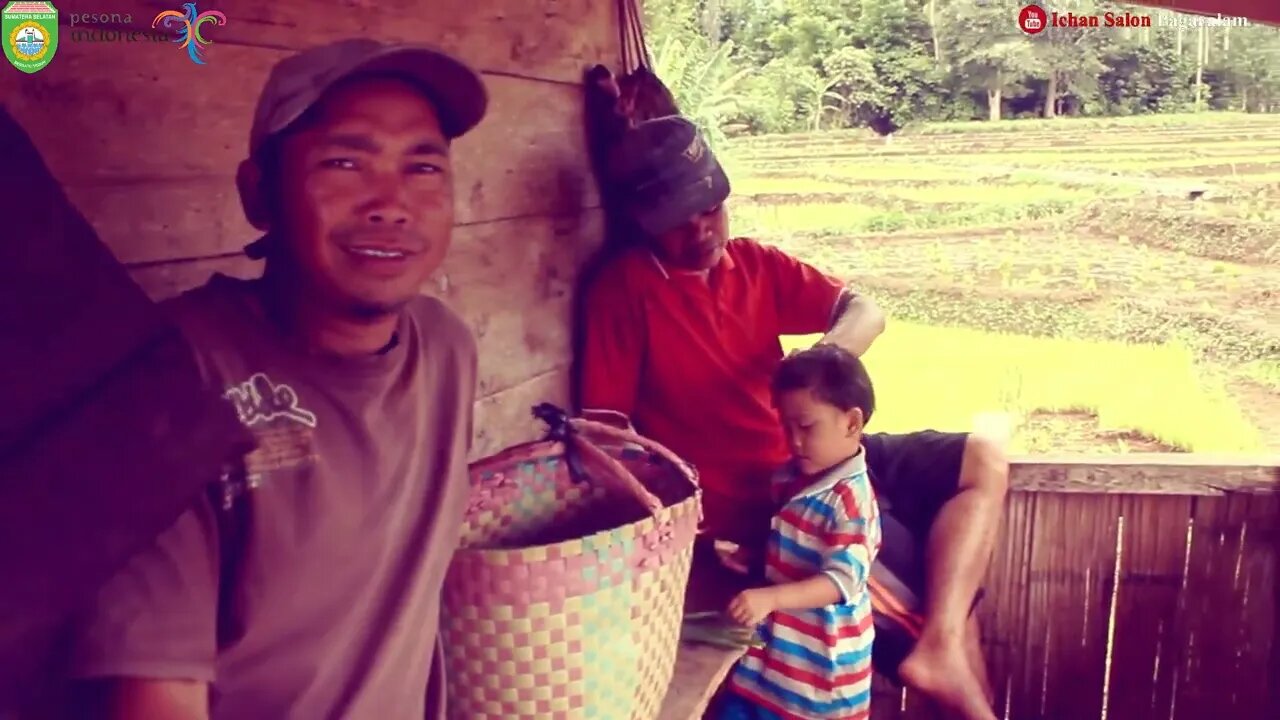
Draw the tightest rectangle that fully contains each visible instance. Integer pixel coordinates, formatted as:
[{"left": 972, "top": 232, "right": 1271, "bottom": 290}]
[{"left": 578, "top": 116, "right": 1008, "bottom": 720}]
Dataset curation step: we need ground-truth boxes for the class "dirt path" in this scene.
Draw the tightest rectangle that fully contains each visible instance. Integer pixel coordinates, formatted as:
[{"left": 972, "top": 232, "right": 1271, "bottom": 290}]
[
  {"left": 1228, "top": 379, "right": 1280, "bottom": 453},
  {"left": 1014, "top": 411, "right": 1183, "bottom": 454}
]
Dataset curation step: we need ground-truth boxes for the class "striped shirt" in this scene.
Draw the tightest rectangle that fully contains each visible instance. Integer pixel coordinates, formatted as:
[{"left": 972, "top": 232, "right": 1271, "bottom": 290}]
[{"left": 728, "top": 450, "right": 881, "bottom": 719}]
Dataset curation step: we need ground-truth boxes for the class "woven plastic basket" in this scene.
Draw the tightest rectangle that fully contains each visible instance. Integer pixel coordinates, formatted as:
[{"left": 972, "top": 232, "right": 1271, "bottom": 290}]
[{"left": 441, "top": 403, "right": 702, "bottom": 720}]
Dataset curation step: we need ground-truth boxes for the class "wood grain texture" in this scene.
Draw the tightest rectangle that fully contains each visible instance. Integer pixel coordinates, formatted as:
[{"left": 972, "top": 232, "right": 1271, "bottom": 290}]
[
  {"left": 5, "top": 51, "right": 596, "bottom": 188},
  {"left": 657, "top": 643, "right": 741, "bottom": 720},
  {"left": 973, "top": 490, "right": 1032, "bottom": 719},
  {"left": 1009, "top": 456, "right": 1280, "bottom": 495},
  {"left": 7, "top": 70, "right": 599, "bottom": 265},
  {"left": 436, "top": 211, "right": 602, "bottom": 400},
  {"left": 869, "top": 675, "right": 907, "bottom": 720},
  {"left": 471, "top": 368, "right": 568, "bottom": 461},
  {"left": 983, "top": 490, "right": 1275, "bottom": 720},
  {"left": 1004, "top": 494, "right": 1120, "bottom": 720},
  {"left": 1171, "top": 493, "right": 1279, "bottom": 719}
]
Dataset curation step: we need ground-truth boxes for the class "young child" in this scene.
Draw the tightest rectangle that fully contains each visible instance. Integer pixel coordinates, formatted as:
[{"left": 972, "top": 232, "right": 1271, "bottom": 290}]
[{"left": 718, "top": 343, "right": 882, "bottom": 720}]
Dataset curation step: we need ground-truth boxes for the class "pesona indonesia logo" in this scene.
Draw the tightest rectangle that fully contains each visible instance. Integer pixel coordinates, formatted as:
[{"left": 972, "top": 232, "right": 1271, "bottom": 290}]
[
  {"left": 152, "top": 1, "right": 225, "bottom": 64},
  {"left": 69, "top": 12, "right": 175, "bottom": 44},
  {"left": 2, "top": 1, "right": 58, "bottom": 74}
]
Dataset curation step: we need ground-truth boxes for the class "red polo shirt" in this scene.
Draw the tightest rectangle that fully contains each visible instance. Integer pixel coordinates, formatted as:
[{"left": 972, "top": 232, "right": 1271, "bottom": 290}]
[{"left": 579, "top": 237, "right": 846, "bottom": 513}]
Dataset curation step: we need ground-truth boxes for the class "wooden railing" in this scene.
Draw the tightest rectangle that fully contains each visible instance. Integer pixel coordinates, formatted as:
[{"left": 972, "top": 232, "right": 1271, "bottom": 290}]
[{"left": 875, "top": 455, "right": 1280, "bottom": 720}]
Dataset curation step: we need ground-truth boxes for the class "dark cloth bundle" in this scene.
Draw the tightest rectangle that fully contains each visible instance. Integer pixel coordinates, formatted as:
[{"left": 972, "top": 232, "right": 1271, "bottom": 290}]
[
  {"left": 0, "top": 104, "right": 254, "bottom": 713},
  {"left": 571, "top": 59, "right": 682, "bottom": 412}
]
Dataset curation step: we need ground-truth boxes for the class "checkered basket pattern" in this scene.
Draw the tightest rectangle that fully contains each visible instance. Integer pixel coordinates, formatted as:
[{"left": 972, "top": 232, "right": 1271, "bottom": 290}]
[{"left": 442, "top": 404, "right": 702, "bottom": 720}]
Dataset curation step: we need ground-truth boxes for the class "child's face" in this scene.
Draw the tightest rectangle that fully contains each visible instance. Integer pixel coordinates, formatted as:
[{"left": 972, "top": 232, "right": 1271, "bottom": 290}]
[{"left": 774, "top": 388, "right": 864, "bottom": 476}]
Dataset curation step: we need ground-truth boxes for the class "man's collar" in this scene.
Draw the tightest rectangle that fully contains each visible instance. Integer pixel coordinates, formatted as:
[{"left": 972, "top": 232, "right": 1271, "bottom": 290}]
[{"left": 646, "top": 244, "right": 736, "bottom": 280}]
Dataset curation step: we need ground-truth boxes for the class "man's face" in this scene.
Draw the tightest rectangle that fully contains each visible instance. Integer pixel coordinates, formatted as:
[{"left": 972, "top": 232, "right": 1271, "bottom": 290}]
[
  {"left": 652, "top": 204, "right": 729, "bottom": 272},
  {"left": 272, "top": 76, "right": 454, "bottom": 318}
]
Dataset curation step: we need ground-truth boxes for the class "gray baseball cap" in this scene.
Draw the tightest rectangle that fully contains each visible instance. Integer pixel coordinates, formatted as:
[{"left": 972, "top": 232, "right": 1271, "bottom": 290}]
[
  {"left": 248, "top": 38, "right": 489, "bottom": 158},
  {"left": 608, "top": 116, "right": 731, "bottom": 237}
]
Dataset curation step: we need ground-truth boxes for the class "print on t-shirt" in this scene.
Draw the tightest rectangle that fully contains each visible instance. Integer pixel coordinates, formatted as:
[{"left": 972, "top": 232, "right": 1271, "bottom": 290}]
[
  {"left": 224, "top": 372, "right": 318, "bottom": 428},
  {"left": 218, "top": 371, "right": 318, "bottom": 509}
]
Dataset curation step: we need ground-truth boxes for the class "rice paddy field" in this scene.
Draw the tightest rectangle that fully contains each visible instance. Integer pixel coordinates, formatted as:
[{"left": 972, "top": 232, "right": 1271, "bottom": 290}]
[{"left": 726, "top": 113, "right": 1280, "bottom": 455}]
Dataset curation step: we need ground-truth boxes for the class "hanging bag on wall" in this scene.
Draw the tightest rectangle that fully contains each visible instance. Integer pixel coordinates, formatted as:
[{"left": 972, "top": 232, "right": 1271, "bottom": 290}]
[
  {"left": 582, "top": 0, "right": 683, "bottom": 255},
  {"left": 611, "top": 0, "right": 680, "bottom": 126},
  {"left": 440, "top": 403, "right": 701, "bottom": 720}
]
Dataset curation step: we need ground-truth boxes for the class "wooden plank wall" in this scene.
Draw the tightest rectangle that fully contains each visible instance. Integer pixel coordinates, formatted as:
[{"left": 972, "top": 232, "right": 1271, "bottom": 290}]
[
  {"left": 0, "top": 0, "right": 618, "bottom": 459},
  {"left": 871, "top": 458, "right": 1280, "bottom": 720}
]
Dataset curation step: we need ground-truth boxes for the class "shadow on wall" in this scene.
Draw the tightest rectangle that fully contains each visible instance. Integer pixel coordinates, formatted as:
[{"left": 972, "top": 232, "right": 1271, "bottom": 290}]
[{"left": 0, "top": 104, "right": 254, "bottom": 717}]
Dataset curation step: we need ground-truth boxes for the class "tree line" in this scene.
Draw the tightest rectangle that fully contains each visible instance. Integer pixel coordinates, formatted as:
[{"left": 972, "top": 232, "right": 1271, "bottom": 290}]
[{"left": 644, "top": 0, "right": 1280, "bottom": 141}]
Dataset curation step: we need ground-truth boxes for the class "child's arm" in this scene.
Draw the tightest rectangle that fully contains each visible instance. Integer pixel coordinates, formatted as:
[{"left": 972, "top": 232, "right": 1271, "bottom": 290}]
[
  {"left": 761, "top": 574, "right": 844, "bottom": 611},
  {"left": 727, "top": 482, "right": 876, "bottom": 626},
  {"left": 726, "top": 539, "right": 868, "bottom": 625}
]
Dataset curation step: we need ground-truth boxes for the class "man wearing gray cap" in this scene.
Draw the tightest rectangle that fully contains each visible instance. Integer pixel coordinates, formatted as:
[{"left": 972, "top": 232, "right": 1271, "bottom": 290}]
[
  {"left": 60, "top": 39, "right": 486, "bottom": 719},
  {"left": 578, "top": 116, "right": 1007, "bottom": 719}
]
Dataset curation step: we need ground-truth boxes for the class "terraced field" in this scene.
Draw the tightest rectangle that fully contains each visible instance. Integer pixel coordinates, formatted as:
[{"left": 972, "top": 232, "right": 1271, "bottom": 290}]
[{"left": 724, "top": 113, "right": 1280, "bottom": 454}]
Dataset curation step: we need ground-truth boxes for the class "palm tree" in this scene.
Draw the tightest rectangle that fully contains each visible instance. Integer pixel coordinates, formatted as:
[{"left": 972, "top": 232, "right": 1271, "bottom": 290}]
[
  {"left": 803, "top": 74, "right": 845, "bottom": 131},
  {"left": 653, "top": 35, "right": 753, "bottom": 152}
]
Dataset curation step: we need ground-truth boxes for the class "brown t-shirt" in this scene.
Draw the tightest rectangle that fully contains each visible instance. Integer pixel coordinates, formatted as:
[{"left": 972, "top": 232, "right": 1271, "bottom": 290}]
[{"left": 67, "top": 274, "right": 477, "bottom": 719}]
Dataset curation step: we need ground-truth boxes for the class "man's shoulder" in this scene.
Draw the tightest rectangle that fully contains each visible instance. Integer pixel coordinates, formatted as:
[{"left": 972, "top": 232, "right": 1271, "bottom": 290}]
[
  {"left": 863, "top": 430, "right": 970, "bottom": 458},
  {"left": 159, "top": 273, "right": 258, "bottom": 330},
  {"left": 592, "top": 244, "right": 652, "bottom": 280},
  {"left": 585, "top": 238, "right": 788, "bottom": 283},
  {"left": 152, "top": 274, "right": 270, "bottom": 389},
  {"left": 405, "top": 294, "right": 477, "bottom": 359},
  {"left": 581, "top": 244, "right": 656, "bottom": 307},
  {"left": 155, "top": 273, "right": 266, "bottom": 363},
  {"left": 725, "top": 236, "right": 771, "bottom": 255},
  {"left": 723, "top": 237, "right": 795, "bottom": 275}
]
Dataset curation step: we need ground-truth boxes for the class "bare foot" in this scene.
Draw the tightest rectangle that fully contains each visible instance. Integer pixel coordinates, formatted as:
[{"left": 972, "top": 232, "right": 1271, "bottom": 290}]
[{"left": 898, "top": 630, "right": 997, "bottom": 720}]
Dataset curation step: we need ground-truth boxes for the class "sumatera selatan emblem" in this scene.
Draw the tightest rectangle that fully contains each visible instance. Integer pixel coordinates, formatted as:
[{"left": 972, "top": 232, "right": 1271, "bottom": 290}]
[{"left": 3, "top": 1, "right": 57, "bottom": 73}]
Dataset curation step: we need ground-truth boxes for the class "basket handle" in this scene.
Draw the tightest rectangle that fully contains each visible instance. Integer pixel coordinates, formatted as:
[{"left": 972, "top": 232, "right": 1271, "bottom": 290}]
[
  {"left": 533, "top": 404, "right": 696, "bottom": 518},
  {"left": 568, "top": 416, "right": 697, "bottom": 483}
]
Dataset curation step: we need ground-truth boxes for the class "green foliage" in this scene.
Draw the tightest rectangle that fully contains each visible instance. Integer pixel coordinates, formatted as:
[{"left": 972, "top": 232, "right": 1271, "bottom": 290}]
[
  {"left": 854, "top": 284, "right": 1276, "bottom": 366},
  {"left": 652, "top": 34, "right": 753, "bottom": 151},
  {"left": 1098, "top": 40, "right": 1195, "bottom": 114},
  {"left": 640, "top": 0, "right": 1280, "bottom": 137},
  {"left": 1079, "top": 203, "right": 1280, "bottom": 265},
  {"left": 869, "top": 290, "right": 1096, "bottom": 338},
  {"left": 1104, "top": 301, "right": 1279, "bottom": 365},
  {"left": 1240, "top": 359, "right": 1280, "bottom": 392},
  {"left": 942, "top": 1, "right": 1038, "bottom": 119},
  {"left": 735, "top": 57, "right": 820, "bottom": 134},
  {"left": 732, "top": 197, "right": 1081, "bottom": 236},
  {"left": 1229, "top": 25, "right": 1280, "bottom": 112},
  {"left": 719, "top": 100, "right": 1280, "bottom": 453},
  {"left": 780, "top": 322, "right": 1263, "bottom": 453}
]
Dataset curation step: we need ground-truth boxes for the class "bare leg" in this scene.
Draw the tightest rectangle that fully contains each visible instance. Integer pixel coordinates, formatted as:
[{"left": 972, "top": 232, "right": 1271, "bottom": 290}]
[
  {"left": 898, "top": 436, "right": 1008, "bottom": 720},
  {"left": 927, "top": 614, "right": 998, "bottom": 720},
  {"left": 966, "top": 615, "right": 995, "bottom": 706}
]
